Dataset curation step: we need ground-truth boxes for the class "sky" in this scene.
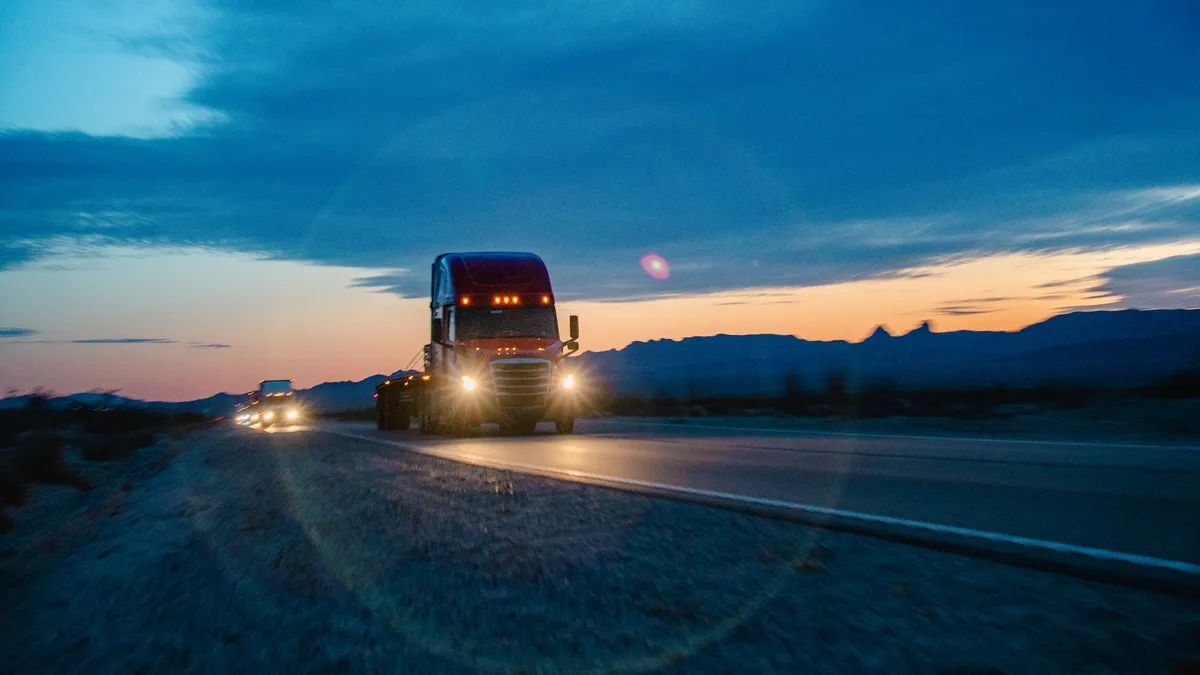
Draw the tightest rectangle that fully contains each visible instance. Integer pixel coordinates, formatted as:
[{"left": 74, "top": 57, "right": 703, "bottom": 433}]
[{"left": 1, "top": 0, "right": 1199, "bottom": 400}]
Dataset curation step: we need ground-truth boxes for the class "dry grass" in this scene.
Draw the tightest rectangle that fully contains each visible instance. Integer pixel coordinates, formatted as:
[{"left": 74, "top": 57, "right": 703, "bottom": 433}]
[
  {"left": 0, "top": 433, "right": 94, "bottom": 533},
  {"left": 79, "top": 430, "right": 158, "bottom": 463}
]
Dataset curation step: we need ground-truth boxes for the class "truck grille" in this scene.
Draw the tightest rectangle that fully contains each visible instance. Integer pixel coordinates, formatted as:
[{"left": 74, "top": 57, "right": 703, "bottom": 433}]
[{"left": 489, "top": 359, "right": 551, "bottom": 408}]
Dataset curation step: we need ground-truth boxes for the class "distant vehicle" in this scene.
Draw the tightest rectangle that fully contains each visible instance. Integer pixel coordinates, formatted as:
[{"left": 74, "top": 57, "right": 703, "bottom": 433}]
[
  {"left": 234, "top": 400, "right": 254, "bottom": 425},
  {"left": 253, "top": 379, "right": 302, "bottom": 427},
  {"left": 375, "top": 252, "right": 582, "bottom": 436}
]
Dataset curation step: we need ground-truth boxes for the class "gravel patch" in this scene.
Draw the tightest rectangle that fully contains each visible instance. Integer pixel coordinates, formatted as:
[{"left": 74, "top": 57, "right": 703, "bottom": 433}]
[{"left": 2, "top": 427, "right": 1197, "bottom": 674}]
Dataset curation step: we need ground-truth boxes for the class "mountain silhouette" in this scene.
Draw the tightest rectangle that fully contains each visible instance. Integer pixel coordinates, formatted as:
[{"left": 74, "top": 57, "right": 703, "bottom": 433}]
[
  {"left": 579, "top": 309, "right": 1200, "bottom": 398},
  {"left": 3, "top": 310, "right": 1196, "bottom": 411}
]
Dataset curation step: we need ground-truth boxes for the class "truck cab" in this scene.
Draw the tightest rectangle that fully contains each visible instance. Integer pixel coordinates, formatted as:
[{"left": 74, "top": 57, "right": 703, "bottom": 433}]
[{"left": 376, "top": 252, "right": 581, "bottom": 435}]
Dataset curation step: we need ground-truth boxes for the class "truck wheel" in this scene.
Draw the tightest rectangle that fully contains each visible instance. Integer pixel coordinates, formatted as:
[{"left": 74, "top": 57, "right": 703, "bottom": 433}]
[
  {"left": 394, "top": 402, "right": 411, "bottom": 431},
  {"left": 555, "top": 417, "right": 575, "bottom": 434},
  {"left": 376, "top": 397, "right": 387, "bottom": 430}
]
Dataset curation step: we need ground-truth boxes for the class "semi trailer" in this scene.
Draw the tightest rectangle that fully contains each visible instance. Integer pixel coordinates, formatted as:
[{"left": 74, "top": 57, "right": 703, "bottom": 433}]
[{"left": 375, "top": 252, "right": 581, "bottom": 435}]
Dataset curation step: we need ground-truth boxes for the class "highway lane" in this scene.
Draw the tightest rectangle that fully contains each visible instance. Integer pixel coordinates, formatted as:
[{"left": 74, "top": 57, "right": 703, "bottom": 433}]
[{"left": 315, "top": 418, "right": 1200, "bottom": 567}]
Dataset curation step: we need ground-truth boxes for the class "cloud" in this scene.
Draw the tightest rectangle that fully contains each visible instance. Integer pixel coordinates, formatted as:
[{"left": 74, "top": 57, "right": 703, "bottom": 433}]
[
  {"left": 936, "top": 306, "right": 995, "bottom": 317},
  {"left": 1093, "top": 253, "right": 1200, "bottom": 310},
  {"left": 351, "top": 271, "right": 417, "bottom": 295},
  {"left": 943, "top": 296, "right": 1014, "bottom": 305},
  {"left": 69, "top": 338, "right": 175, "bottom": 344},
  {"left": 1, "top": 331, "right": 231, "bottom": 347},
  {"left": 1, "top": 0, "right": 1199, "bottom": 300}
]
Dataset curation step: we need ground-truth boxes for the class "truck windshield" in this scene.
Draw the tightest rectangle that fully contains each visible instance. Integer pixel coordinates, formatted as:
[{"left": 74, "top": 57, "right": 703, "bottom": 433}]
[
  {"left": 458, "top": 307, "right": 558, "bottom": 339},
  {"left": 260, "top": 380, "right": 293, "bottom": 395}
]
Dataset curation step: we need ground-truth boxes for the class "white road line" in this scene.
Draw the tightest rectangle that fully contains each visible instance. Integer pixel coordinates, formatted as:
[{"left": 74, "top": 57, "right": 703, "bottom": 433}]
[
  {"left": 319, "top": 426, "right": 1200, "bottom": 577},
  {"left": 592, "top": 418, "right": 1200, "bottom": 451}
]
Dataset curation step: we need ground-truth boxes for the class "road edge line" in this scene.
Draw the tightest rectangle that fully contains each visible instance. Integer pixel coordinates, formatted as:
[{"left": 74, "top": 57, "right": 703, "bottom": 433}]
[
  {"left": 317, "top": 426, "right": 1200, "bottom": 599},
  {"left": 598, "top": 418, "right": 1200, "bottom": 451}
]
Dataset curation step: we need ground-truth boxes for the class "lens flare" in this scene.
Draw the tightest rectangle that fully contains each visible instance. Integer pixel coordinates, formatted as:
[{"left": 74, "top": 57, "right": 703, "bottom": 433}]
[{"left": 640, "top": 254, "right": 670, "bottom": 280}]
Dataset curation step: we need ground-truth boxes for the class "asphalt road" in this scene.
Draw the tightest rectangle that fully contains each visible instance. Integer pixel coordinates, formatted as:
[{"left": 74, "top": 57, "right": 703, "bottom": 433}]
[{"left": 305, "top": 418, "right": 1200, "bottom": 567}]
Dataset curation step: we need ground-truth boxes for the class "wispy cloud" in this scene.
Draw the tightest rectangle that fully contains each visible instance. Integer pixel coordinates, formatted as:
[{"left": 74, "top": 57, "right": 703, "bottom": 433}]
[
  {"left": 937, "top": 307, "right": 995, "bottom": 317},
  {"left": 2, "top": 335, "right": 236, "bottom": 347},
  {"left": 70, "top": 338, "right": 175, "bottom": 344},
  {"left": 1092, "top": 253, "right": 1200, "bottom": 310},
  {"left": 350, "top": 271, "right": 415, "bottom": 295}
]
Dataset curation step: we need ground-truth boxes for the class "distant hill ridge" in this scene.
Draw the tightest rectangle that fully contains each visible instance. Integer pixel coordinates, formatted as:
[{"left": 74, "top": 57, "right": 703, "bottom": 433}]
[
  {"left": 578, "top": 309, "right": 1200, "bottom": 398},
  {"left": 2, "top": 309, "right": 1196, "bottom": 411},
  {"left": 0, "top": 370, "right": 418, "bottom": 415}
]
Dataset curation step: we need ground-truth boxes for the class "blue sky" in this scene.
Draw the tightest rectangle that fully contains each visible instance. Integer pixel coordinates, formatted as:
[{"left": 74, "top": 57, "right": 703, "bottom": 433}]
[{"left": 1, "top": 0, "right": 1199, "bottom": 398}]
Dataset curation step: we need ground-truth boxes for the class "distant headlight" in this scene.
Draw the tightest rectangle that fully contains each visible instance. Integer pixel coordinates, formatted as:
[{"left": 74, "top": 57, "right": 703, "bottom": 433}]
[
  {"left": 286, "top": 410, "right": 299, "bottom": 420},
  {"left": 563, "top": 374, "right": 576, "bottom": 389},
  {"left": 461, "top": 375, "right": 477, "bottom": 391}
]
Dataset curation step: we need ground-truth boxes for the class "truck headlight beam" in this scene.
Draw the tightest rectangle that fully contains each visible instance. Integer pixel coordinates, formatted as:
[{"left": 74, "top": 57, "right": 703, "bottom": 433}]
[{"left": 461, "top": 375, "right": 477, "bottom": 391}]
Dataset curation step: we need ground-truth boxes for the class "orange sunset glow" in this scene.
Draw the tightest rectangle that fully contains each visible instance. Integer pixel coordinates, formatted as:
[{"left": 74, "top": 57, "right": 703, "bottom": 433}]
[{"left": 3, "top": 240, "right": 1196, "bottom": 401}]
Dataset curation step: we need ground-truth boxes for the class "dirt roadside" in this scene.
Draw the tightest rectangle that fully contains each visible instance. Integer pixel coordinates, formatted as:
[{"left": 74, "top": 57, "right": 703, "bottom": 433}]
[{"left": 2, "top": 427, "right": 1197, "bottom": 674}]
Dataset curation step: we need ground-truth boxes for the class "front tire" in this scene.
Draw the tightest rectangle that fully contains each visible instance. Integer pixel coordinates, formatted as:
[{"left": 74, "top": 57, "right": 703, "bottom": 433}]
[
  {"left": 450, "top": 415, "right": 473, "bottom": 438},
  {"left": 419, "top": 392, "right": 439, "bottom": 435}
]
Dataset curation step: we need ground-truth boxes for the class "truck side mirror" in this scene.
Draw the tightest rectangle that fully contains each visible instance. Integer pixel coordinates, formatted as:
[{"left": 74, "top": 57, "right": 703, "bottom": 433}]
[{"left": 563, "top": 315, "right": 580, "bottom": 355}]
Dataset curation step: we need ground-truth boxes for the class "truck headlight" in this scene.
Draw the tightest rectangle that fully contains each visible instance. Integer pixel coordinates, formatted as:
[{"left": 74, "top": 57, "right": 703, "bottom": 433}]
[
  {"left": 286, "top": 409, "right": 299, "bottom": 420},
  {"left": 563, "top": 374, "right": 576, "bottom": 389},
  {"left": 461, "top": 375, "right": 477, "bottom": 391},
  {"left": 263, "top": 411, "right": 275, "bottom": 420}
]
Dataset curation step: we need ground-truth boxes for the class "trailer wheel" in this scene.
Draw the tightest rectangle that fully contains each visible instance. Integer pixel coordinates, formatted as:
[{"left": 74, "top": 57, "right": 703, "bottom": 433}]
[
  {"left": 419, "top": 393, "right": 439, "bottom": 434},
  {"left": 376, "top": 395, "right": 387, "bottom": 430},
  {"left": 555, "top": 417, "right": 575, "bottom": 435},
  {"left": 393, "top": 402, "right": 411, "bottom": 431}
]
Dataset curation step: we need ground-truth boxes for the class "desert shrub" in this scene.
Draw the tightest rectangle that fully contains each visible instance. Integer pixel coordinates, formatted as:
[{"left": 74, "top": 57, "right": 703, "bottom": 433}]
[
  {"left": 14, "top": 434, "right": 93, "bottom": 490},
  {"left": 80, "top": 430, "right": 158, "bottom": 463},
  {"left": 0, "top": 433, "right": 93, "bottom": 534},
  {"left": 0, "top": 460, "right": 30, "bottom": 508}
]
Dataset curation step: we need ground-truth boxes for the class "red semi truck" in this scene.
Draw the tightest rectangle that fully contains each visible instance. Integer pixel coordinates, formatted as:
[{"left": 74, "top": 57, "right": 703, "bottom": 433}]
[{"left": 375, "top": 252, "right": 582, "bottom": 435}]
